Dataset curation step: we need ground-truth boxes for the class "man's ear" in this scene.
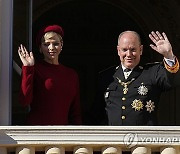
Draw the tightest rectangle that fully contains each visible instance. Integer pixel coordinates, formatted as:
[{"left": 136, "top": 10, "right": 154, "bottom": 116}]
[
  {"left": 140, "top": 45, "right": 143, "bottom": 55},
  {"left": 117, "top": 45, "right": 120, "bottom": 56}
]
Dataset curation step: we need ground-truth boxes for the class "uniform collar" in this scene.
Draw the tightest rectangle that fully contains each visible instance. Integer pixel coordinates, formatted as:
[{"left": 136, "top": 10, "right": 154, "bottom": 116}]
[
  {"left": 121, "top": 64, "right": 133, "bottom": 72},
  {"left": 128, "top": 65, "right": 143, "bottom": 81},
  {"left": 114, "top": 64, "right": 143, "bottom": 81}
]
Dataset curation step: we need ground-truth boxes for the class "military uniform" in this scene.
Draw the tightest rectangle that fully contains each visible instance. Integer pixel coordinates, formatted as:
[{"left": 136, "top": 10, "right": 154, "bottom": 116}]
[{"left": 92, "top": 60, "right": 179, "bottom": 126}]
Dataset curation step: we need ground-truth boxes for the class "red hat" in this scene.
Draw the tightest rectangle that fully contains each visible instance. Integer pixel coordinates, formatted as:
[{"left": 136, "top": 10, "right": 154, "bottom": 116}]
[{"left": 36, "top": 24, "right": 64, "bottom": 47}]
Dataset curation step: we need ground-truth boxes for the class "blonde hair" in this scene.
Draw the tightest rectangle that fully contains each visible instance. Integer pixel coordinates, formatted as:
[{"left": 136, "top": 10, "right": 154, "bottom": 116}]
[{"left": 41, "top": 31, "right": 63, "bottom": 44}]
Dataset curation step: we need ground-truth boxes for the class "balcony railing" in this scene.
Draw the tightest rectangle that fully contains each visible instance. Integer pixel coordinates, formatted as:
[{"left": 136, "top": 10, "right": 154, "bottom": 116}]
[{"left": 0, "top": 126, "right": 180, "bottom": 154}]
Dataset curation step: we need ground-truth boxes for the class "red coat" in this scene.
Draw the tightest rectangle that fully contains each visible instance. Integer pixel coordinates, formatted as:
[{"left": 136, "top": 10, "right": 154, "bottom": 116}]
[{"left": 19, "top": 60, "right": 82, "bottom": 125}]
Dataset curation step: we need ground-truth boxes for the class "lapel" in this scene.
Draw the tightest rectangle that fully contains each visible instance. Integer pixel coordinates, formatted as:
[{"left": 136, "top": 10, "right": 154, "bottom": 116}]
[
  {"left": 113, "top": 64, "right": 143, "bottom": 82},
  {"left": 127, "top": 65, "right": 143, "bottom": 81},
  {"left": 113, "top": 65, "right": 125, "bottom": 81}
]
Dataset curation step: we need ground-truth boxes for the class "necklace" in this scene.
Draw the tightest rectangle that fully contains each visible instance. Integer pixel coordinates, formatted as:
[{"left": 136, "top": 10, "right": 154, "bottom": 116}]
[{"left": 116, "top": 77, "right": 135, "bottom": 94}]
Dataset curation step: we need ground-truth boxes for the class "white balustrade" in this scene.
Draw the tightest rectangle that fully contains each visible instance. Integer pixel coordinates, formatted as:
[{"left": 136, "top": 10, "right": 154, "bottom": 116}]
[
  {"left": 0, "top": 126, "right": 180, "bottom": 154},
  {"left": 74, "top": 146, "right": 93, "bottom": 154},
  {"left": 160, "top": 147, "right": 179, "bottom": 154},
  {"left": 16, "top": 147, "right": 35, "bottom": 154},
  {"left": 45, "top": 146, "right": 65, "bottom": 154},
  {"left": 131, "top": 146, "right": 151, "bottom": 154},
  {"left": 102, "top": 146, "right": 122, "bottom": 154},
  {"left": 0, "top": 147, "right": 7, "bottom": 154}
]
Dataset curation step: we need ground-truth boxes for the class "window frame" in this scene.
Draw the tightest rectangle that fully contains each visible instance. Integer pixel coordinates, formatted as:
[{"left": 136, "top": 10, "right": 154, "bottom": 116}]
[{"left": 0, "top": 0, "right": 13, "bottom": 125}]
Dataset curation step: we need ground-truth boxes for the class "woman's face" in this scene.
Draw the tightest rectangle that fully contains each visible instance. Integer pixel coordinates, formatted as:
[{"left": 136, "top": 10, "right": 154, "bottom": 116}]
[{"left": 40, "top": 32, "right": 63, "bottom": 64}]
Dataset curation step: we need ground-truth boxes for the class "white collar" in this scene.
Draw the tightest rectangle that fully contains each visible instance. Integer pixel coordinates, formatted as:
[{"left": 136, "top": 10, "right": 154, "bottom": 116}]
[{"left": 121, "top": 65, "right": 133, "bottom": 72}]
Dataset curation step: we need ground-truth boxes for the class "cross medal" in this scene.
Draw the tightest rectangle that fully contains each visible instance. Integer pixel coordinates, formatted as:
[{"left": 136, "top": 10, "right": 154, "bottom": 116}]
[
  {"left": 116, "top": 77, "right": 135, "bottom": 94},
  {"left": 123, "top": 83, "right": 128, "bottom": 94}
]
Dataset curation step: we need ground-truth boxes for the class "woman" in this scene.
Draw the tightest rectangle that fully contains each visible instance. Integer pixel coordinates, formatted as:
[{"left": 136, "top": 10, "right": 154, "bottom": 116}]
[{"left": 18, "top": 25, "right": 82, "bottom": 125}]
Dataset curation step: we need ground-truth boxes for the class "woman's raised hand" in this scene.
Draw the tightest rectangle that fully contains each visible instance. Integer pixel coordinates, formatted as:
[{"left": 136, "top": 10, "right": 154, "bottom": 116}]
[{"left": 18, "top": 44, "right": 35, "bottom": 66}]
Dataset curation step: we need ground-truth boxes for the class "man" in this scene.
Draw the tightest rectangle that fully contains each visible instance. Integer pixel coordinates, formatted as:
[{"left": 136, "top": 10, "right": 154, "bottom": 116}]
[{"left": 91, "top": 31, "right": 179, "bottom": 126}]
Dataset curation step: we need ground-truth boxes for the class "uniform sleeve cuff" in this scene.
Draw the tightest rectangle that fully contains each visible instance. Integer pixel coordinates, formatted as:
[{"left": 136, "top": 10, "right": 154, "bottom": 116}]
[
  {"left": 164, "top": 56, "right": 175, "bottom": 67},
  {"left": 163, "top": 56, "right": 179, "bottom": 73}
]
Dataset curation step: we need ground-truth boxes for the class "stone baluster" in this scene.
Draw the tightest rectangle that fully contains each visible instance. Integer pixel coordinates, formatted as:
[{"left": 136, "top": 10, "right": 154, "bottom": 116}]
[
  {"left": 16, "top": 147, "right": 35, "bottom": 154},
  {"left": 131, "top": 146, "right": 151, "bottom": 154},
  {"left": 102, "top": 146, "right": 122, "bottom": 154},
  {"left": 45, "top": 146, "right": 65, "bottom": 154},
  {"left": 0, "top": 147, "right": 7, "bottom": 154},
  {"left": 160, "top": 147, "right": 178, "bottom": 154},
  {"left": 74, "top": 146, "right": 93, "bottom": 154}
]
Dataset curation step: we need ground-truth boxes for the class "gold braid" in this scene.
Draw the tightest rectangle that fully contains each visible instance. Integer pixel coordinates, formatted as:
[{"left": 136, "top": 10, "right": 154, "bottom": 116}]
[{"left": 163, "top": 56, "right": 179, "bottom": 73}]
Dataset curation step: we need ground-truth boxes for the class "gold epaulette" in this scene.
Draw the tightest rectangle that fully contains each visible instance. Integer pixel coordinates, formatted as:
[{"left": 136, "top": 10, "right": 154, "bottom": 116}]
[{"left": 163, "top": 57, "right": 179, "bottom": 73}]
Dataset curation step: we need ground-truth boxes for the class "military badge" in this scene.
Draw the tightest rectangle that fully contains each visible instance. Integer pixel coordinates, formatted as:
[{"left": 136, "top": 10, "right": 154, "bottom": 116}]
[
  {"left": 131, "top": 99, "right": 144, "bottom": 111},
  {"left": 145, "top": 100, "right": 155, "bottom": 113},
  {"left": 138, "top": 83, "right": 148, "bottom": 95}
]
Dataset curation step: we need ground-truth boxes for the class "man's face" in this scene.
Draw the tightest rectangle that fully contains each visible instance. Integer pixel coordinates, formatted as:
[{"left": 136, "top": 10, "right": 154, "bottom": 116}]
[{"left": 117, "top": 32, "right": 143, "bottom": 69}]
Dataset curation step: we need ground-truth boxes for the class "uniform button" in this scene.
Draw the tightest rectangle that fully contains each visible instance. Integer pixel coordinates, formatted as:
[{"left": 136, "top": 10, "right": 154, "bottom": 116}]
[
  {"left": 122, "top": 106, "right": 126, "bottom": 110},
  {"left": 122, "top": 116, "right": 126, "bottom": 120},
  {"left": 122, "top": 97, "right": 126, "bottom": 101}
]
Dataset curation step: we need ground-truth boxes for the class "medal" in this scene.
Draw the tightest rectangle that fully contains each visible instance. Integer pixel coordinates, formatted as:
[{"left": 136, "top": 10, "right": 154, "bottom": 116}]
[
  {"left": 145, "top": 100, "right": 155, "bottom": 113},
  {"left": 138, "top": 83, "right": 148, "bottom": 95},
  {"left": 131, "top": 99, "right": 144, "bottom": 111},
  {"left": 116, "top": 77, "right": 135, "bottom": 95},
  {"left": 123, "top": 84, "right": 128, "bottom": 94}
]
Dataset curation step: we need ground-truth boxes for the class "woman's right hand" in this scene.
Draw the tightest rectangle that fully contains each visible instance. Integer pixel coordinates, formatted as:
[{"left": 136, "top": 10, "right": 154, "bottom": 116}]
[{"left": 18, "top": 44, "right": 35, "bottom": 66}]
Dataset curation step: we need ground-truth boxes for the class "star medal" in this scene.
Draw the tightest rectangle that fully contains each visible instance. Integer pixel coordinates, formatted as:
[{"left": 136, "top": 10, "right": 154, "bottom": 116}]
[
  {"left": 138, "top": 83, "right": 148, "bottom": 95},
  {"left": 131, "top": 99, "right": 144, "bottom": 111},
  {"left": 145, "top": 100, "right": 155, "bottom": 113}
]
